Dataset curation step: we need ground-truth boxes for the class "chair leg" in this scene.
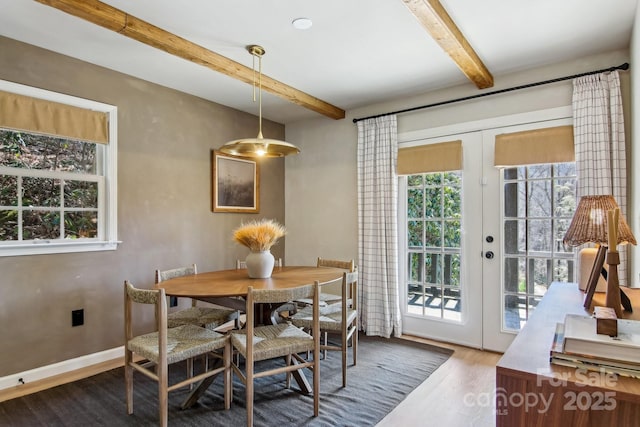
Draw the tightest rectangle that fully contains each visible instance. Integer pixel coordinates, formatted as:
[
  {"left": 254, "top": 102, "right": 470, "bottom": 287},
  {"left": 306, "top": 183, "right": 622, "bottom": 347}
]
[
  {"left": 187, "top": 357, "right": 194, "bottom": 390},
  {"left": 313, "top": 341, "right": 320, "bottom": 417},
  {"left": 158, "top": 361, "right": 168, "bottom": 427},
  {"left": 246, "top": 358, "right": 254, "bottom": 427},
  {"left": 323, "top": 332, "right": 328, "bottom": 359},
  {"left": 285, "top": 354, "right": 292, "bottom": 389},
  {"left": 353, "top": 327, "right": 358, "bottom": 366},
  {"left": 125, "top": 350, "right": 134, "bottom": 415},
  {"left": 224, "top": 341, "right": 232, "bottom": 410},
  {"left": 342, "top": 328, "right": 348, "bottom": 388}
]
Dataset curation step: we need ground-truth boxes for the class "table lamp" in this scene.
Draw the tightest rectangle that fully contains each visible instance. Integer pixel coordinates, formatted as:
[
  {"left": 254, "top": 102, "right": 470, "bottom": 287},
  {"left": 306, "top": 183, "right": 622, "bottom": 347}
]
[{"left": 562, "top": 195, "right": 637, "bottom": 312}]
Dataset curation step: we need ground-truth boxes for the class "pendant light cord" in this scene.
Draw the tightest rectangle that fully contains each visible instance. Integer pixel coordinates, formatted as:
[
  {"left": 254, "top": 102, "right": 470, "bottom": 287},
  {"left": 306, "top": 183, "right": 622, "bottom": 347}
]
[
  {"left": 258, "top": 52, "right": 263, "bottom": 138},
  {"left": 250, "top": 47, "right": 264, "bottom": 139}
]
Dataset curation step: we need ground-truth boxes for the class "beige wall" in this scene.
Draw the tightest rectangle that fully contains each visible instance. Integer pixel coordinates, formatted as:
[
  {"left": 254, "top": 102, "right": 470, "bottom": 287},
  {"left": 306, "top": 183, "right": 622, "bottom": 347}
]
[
  {"left": 0, "top": 36, "right": 285, "bottom": 376},
  {"left": 284, "top": 49, "right": 634, "bottom": 284}
]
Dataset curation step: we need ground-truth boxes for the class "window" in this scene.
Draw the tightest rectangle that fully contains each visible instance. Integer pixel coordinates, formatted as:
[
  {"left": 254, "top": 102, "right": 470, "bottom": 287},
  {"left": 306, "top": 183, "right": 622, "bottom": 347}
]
[
  {"left": 406, "top": 171, "right": 463, "bottom": 321},
  {"left": 0, "top": 80, "right": 118, "bottom": 256},
  {"left": 502, "top": 162, "right": 577, "bottom": 330}
]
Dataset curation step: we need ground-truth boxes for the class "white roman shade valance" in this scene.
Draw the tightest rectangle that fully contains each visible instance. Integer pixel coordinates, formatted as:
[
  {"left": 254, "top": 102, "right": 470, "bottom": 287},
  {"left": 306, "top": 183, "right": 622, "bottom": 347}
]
[
  {"left": 494, "top": 125, "right": 574, "bottom": 167},
  {"left": 397, "top": 140, "right": 462, "bottom": 175},
  {"left": 0, "top": 90, "right": 109, "bottom": 144}
]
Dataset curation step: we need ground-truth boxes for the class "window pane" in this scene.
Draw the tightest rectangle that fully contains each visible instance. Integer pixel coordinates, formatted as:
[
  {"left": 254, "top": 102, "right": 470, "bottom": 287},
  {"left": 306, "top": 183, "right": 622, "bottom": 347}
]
[
  {"left": 504, "top": 294, "right": 524, "bottom": 330},
  {"left": 407, "top": 175, "right": 423, "bottom": 186},
  {"left": 443, "top": 171, "right": 461, "bottom": 186},
  {"left": 529, "top": 259, "right": 551, "bottom": 293},
  {"left": 424, "top": 188, "right": 441, "bottom": 217},
  {"left": 0, "top": 175, "right": 17, "bottom": 206},
  {"left": 0, "top": 210, "right": 18, "bottom": 240},
  {"left": 504, "top": 257, "right": 524, "bottom": 293},
  {"left": 503, "top": 167, "right": 520, "bottom": 181},
  {"left": 443, "top": 219, "right": 460, "bottom": 248},
  {"left": 65, "top": 212, "right": 98, "bottom": 238},
  {"left": 503, "top": 219, "right": 522, "bottom": 255},
  {"left": 528, "top": 220, "right": 552, "bottom": 252},
  {"left": 553, "top": 258, "right": 574, "bottom": 283},
  {"left": 554, "top": 163, "right": 576, "bottom": 177},
  {"left": 64, "top": 180, "right": 98, "bottom": 208},
  {"left": 424, "top": 173, "right": 442, "bottom": 186},
  {"left": 424, "top": 221, "right": 441, "bottom": 247},
  {"left": 503, "top": 182, "right": 526, "bottom": 217},
  {"left": 555, "top": 219, "right": 574, "bottom": 253},
  {"left": 528, "top": 180, "right": 551, "bottom": 217},
  {"left": 554, "top": 178, "right": 576, "bottom": 216},
  {"left": 407, "top": 283, "right": 424, "bottom": 315},
  {"left": 23, "top": 211, "right": 60, "bottom": 240},
  {"left": 444, "top": 253, "right": 460, "bottom": 286},
  {"left": 409, "top": 252, "right": 423, "bottom": 282},
  {"left": 0, "top": 130, "right": 96, "bottom": 173},
  {"left": 408, "top": 221, "right": 423, "bottom": 248},
  {"left": 23, "top": 177, "right": 60, "bottom": 207},
  {"left": 407, "top": 189, "right": 423, "bottom": 218},
  {"left": 425, "top": 253, "right": 442, "bottom": 284},
  {"left": 527, "top": 164, "right": 550, "bottom": 179},
  {"left": 443, "top": 187, "right": 461, "bottom": 218},
  {"left": 443, "top": 288, "right": 461, "bottom": 321}
]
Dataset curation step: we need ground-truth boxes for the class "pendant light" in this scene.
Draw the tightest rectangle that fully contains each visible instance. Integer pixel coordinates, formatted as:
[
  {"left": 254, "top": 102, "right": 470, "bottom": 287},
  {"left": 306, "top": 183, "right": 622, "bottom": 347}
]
[{"left": 219, "top": 45, "right": 300, "bottom": 158}]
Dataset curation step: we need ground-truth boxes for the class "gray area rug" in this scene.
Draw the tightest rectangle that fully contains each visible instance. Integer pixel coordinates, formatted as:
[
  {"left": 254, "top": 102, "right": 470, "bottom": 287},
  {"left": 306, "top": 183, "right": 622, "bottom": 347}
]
[{"left": 0, "top": 335, "right": 453, "bottom": 426}]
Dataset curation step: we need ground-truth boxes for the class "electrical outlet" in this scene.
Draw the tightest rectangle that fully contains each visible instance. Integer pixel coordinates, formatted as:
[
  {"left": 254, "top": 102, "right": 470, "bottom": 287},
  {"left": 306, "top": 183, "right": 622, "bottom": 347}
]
[
  {"left": 169, "top": 296, "right": 178, "bottom": 307},
  {"left": 72, "top": 309, "right": 84, "bottom": 327}
]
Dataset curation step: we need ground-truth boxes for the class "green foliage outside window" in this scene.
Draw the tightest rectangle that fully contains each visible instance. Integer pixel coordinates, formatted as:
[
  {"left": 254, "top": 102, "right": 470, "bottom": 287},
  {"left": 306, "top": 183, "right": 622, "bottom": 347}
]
[
  {"left": 407, "top": 171, "right": 462, "bottom": 290},
  {"left": 0, "top": 130, "right": 98, "bottom": 241}
]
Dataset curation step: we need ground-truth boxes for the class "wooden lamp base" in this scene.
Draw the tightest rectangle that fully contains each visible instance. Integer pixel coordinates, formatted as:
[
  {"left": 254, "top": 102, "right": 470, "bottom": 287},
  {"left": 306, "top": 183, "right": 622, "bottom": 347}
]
[{"left": 605, "top": 250, "right": 622, "bottom": 317}]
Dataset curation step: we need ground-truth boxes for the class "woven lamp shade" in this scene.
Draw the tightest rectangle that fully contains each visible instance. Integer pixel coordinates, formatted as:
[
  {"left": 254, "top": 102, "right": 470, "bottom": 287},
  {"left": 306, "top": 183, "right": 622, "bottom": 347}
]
[{"left": 563, "top": 195, "right": 637, "bottom": 247}]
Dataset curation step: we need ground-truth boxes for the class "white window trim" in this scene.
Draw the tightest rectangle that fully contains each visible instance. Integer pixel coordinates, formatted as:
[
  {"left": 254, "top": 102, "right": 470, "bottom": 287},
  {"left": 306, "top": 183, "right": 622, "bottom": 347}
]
[{"left": 0, "top": 80, "right": 119, "bottom": 256}]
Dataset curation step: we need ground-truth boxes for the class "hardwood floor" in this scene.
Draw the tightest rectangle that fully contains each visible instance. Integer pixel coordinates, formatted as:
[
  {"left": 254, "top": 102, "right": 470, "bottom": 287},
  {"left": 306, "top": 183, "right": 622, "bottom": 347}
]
[
  {"left": 377, "top": 335, "right": 502, "bottom": 427},
  {"left": 1, "top": 335, "right": 502, "bottom": 427}
]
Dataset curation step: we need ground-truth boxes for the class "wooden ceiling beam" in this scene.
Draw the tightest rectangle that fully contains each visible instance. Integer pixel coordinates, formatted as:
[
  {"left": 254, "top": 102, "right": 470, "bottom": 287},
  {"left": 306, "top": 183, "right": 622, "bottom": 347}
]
[
  {"left": 34, "top": 0, "right": 346, "bottom": 120},
  {"left": 403, "top": 0, "right": 494, "bottom": 89}
]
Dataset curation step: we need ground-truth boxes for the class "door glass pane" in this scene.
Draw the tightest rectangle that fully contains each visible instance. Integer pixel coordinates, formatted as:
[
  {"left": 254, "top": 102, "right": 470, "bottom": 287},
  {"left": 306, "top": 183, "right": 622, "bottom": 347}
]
[
  {"left": 502, "top": 162, "right": 576, "bottom": 331},
  {"left": 404, "top": 172, "right": 462, "bottom": 322}
]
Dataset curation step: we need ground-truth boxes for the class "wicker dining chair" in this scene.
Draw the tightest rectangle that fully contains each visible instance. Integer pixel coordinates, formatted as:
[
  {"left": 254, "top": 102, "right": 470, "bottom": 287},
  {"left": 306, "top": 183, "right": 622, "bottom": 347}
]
[
  {"left": 124, "top": 281, "right": 231, "bottom": 427},
  {"left": 231, "top": 281, "right": 321, "bottom": 427},
  {"left": 155, "top": 263, "right": 237, "bottom": 331},
  {"left": 236, "top": 258, "right": 289, "bottom": 324},
  {"left": 291, "top": 270, "right": 359, "bottom": 387},
  {"left": 294, "top": 258, "right": 356, "bottom": 359}
]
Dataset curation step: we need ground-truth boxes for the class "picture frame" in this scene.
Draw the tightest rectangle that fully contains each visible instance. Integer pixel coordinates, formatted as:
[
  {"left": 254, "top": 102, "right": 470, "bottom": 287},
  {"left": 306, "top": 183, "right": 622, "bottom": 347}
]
[{"left": 211, "top": 150, "right": 259, "bottom": 213}]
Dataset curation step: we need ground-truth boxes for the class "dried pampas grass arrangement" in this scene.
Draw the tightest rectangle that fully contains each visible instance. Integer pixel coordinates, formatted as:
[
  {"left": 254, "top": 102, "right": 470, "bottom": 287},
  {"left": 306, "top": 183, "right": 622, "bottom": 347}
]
[{"left": 233, "top": 219, "right": 286, "bottom": 252}]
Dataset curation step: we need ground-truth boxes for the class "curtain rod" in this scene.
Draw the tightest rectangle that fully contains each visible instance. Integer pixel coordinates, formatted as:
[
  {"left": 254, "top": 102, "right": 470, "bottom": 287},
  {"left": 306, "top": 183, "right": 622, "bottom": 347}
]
[{"left": 352, "top": 62, "right": 630, "bottom": 123}]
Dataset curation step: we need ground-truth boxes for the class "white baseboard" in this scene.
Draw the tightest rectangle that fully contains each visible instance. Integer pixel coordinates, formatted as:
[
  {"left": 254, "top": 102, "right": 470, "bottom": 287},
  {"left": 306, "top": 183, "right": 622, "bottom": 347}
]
[{"left": 0, "top": 346, "right": 123, "bottom": 391}]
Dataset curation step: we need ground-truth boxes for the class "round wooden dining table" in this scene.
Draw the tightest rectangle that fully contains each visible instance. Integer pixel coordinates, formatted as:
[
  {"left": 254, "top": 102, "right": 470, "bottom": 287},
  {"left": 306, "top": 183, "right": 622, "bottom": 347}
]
[
  {"left": 155, "top": 265, "right": 344, "bottom": 300},
  {"left": 155, "top": 265, "right": 345, "bottom": 401}
]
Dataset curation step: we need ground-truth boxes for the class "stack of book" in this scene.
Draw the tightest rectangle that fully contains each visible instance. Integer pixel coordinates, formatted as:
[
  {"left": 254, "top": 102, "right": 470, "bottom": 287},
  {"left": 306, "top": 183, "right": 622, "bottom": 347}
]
[{"left": 550, "top": 314, "right": 640, "bottom": 378}]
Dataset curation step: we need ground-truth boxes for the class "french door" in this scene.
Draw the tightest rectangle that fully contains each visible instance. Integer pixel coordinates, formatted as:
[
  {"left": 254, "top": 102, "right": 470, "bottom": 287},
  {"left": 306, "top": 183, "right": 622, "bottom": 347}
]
[{"left": 398, "top": 108, "right": 575, "bottom": 351}]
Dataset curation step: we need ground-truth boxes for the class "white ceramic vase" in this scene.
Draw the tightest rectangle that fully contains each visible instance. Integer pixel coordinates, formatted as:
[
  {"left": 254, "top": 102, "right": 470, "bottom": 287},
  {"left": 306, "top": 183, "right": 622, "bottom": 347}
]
[{"left": 245, "top": 250, "right": 275, "bottom": 278}]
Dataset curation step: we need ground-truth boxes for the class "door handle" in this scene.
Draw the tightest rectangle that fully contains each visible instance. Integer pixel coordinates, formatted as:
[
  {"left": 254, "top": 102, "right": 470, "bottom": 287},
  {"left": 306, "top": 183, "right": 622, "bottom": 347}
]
[{"left": 485, "top": 251, "right": 494, "bottom": 259}]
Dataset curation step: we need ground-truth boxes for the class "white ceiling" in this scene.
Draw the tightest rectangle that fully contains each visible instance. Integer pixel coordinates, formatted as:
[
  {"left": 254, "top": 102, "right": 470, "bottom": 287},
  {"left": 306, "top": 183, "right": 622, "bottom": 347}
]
[{"left": 0, "top": 0, "right": 637, "bottom": 124}]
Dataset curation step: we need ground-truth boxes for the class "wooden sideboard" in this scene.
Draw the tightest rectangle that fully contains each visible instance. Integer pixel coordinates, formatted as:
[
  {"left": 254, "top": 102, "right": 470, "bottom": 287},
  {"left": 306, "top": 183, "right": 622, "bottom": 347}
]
[{"left": 496, "top": 282, "right": 640, "bottom": 426}]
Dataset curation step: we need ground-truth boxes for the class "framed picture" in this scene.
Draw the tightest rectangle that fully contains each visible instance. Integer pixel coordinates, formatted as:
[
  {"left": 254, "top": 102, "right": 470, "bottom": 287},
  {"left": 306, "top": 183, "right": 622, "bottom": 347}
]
[{"left": 211, "top": 150, "right": 260, "bottom": 213}]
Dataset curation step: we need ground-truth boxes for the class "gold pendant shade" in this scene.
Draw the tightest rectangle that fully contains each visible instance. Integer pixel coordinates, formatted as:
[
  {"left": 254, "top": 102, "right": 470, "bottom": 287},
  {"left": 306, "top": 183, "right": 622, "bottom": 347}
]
[
  {"left": 221, "top": 135, "right": 300, "bottom": 158},
  {"left": 219, "top": 45, "right": 300, "bottom": 158}
]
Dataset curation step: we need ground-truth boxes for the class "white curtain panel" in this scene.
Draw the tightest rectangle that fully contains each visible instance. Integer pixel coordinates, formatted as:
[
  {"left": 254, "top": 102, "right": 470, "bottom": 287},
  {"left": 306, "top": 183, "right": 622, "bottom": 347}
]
[
  {"left": 356, "top": 115, "right": 402, "bottom": 337},
  {"left": 572, "top": 70, "right": 629, "bottom": 285}
]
